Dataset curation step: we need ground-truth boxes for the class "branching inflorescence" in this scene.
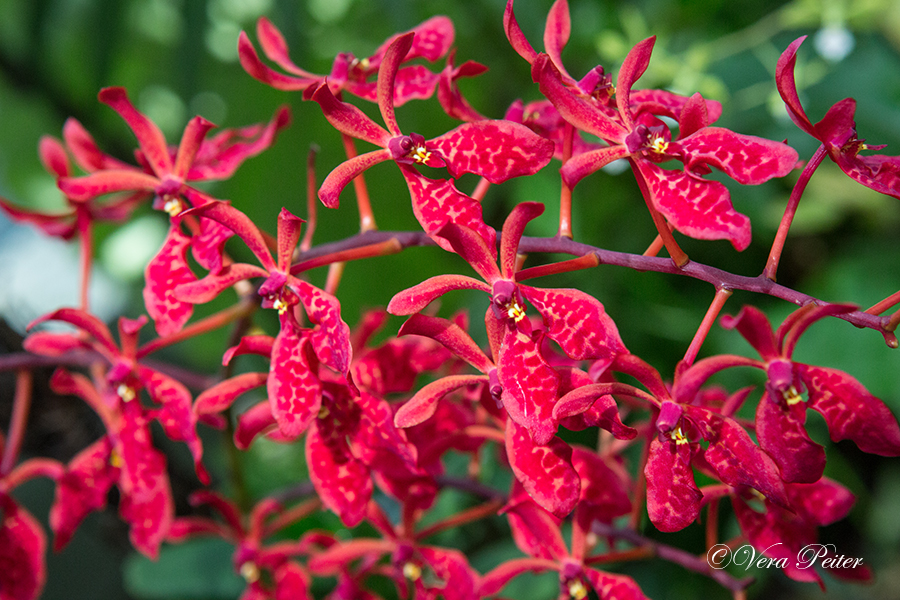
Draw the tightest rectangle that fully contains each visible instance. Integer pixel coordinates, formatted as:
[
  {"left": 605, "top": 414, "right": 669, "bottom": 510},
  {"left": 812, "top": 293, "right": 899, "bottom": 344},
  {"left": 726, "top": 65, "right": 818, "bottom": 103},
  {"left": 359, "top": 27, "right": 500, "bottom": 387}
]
[{"left": 1, "top": 1, "right": 899, "bottom": 599}]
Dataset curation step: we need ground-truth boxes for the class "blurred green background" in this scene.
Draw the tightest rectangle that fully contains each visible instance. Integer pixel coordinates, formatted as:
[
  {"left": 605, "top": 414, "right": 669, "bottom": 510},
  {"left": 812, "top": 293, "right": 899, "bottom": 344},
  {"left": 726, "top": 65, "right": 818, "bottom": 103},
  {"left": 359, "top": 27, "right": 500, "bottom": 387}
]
[{"left": 1, "top": 0, "right": 899, "bottom": 598}]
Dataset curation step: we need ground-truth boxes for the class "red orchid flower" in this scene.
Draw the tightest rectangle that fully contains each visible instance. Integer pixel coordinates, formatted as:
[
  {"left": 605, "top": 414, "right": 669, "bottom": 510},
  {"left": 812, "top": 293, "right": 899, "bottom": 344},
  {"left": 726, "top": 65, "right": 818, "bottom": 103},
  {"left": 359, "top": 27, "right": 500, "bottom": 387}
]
[
  {"left": 777, "top": 36, "right": 900, "bottom": 198},
  {"left": 389, "top": 202, "right": 627, "bottom": 444},
  {"left": 533, "top": 37, "right": 798, "bottom": 251},
  {"left": 481, "top": 475, "right": 643, "bottom": 600},
  {"left": 240, "top": 15, "right": 454, "bottom": 105},
  {"left": 0, "top": 458, "right": 63, "bottom": 600},
  {"left": 175, "top": 201, "right": 351, "bottom": 438},
  {"left": 167, "top": 492, "right": 318, "bottom": 600},
  {"left": 308, "top": 502, "right": 481, "bottom": 600},
  {"left": 195, "top": 323, "right": 435, "bottom": 527},
  {"left": 554, "top": 354, "right": 788, "bottom": 532},
  {"left": 716, "top": 304, "right": 900, "bottom": 483},
  {"left": 24, "top": 309, "right": 208, "bottom": 485},
  {"left": 56, "top": 88, "right": 290, "bottom": 334},
  {"left": 310, "top": 32, "right": 554, "bottom": 250},
  {"left": 729, "top": 478, "right": 872, "bottom": 588},
  {"left": 43, "top": 370, "right": 174, "bottom": 558}
]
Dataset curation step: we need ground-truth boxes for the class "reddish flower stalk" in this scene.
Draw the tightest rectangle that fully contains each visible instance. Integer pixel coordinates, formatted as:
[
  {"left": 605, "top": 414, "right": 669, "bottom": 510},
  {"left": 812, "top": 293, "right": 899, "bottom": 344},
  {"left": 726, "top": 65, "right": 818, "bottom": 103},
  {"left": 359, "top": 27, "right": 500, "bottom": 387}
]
[
  {"left": 0, "top": 371, "right": 33, "bottom": 477},
  {"left": 681, "top": 287, "right": 734, "bottom": 367}
]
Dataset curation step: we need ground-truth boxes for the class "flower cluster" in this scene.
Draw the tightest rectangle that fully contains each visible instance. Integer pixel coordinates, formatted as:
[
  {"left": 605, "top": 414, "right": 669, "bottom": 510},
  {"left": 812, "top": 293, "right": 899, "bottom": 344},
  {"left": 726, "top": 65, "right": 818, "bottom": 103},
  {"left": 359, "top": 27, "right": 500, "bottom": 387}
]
[{"left": 1, "top": 1, "right": 899, "bottom": 599}]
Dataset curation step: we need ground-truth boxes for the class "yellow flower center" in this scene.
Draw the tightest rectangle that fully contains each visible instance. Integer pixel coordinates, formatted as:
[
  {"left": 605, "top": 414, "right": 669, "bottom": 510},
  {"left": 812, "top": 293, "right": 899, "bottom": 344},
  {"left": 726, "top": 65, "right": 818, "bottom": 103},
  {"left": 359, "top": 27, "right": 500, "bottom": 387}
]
[
  {"left": 162, "top": 196, "right": 183, "bottom": 217},
  {"left": 649, "top": 135, "right": 669, "bottom": 154},
  {"left": 671, "top": 425, "right": 688, "bottom": 445},
  {"left": 506, "top": 301, "right": 527, "bottom": 323},
  {"left": 568, "top": 580, "right": 588, "bottom": 600},
  {"left": 117, "top": 384, "right": 136, "bottom": 402},
  {"left": 783, "top": 385, "right": 803, "bottom": 406},
  {"left": 412, "top": 145, "right": 431, "bottom": 164},
  {"left": 109, "top": 449, "right": 124, "bottom": 468},
  {"left": 272, "top": 297, "right": 288, "bottom": 315},
  {"left": 240, "top": 561, "right": 260, "bottom": 583},
  {"left": 402, "top": 562, "right": 422, "bottom": 581}
]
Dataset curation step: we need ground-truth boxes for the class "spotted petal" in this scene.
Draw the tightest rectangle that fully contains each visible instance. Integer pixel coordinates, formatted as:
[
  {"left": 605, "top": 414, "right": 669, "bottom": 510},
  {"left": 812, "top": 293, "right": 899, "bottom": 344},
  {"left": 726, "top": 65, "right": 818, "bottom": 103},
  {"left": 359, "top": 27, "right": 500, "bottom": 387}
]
[
  {"left": 268, "top": 325, "right": 322, "bottom": 438},
  {"left": 505, "top": 420, "right": 580, "bottom": 517},
  {"left": 676, "top": 127, "right": 798, "bottom": 184},
  {"left": 144, "top": 225, "right": 196, "bottom": 336},
  {"left": 644, "top": 436, "right": 701, "bottom": 532},
  {"left": 497, "top": 328, "right": 560, "bottom": 445},
  {"left": 306, "top": 420, "right": 372, "bottom": 528},
  {"left": 0, "top": 494, "right": 46, "bottom": 600},
  {"left": 756, "top": 392, "right": 826, "bottom": 484}
]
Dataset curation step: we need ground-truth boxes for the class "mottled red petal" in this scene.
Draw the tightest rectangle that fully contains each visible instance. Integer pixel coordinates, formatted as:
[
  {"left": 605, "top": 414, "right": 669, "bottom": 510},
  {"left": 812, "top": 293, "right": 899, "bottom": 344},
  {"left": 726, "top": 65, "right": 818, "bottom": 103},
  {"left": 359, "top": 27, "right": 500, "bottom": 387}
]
[
  {"left": 498, "top": 329, "right": 560, "bottom": 445},
  {"left": 676, "top": 127, "right": 798, "bottom": 184},
  {"left": 506, "top": 420, "right": 580, "bottom": 517},
  {"left": 615, "top": 37, "right": 656, "bottom": 131},
  {"left": 387, "top": 274, "right": 490, "bottom": 316},
  {"left": 99, "top": 87, "right": 173, "bottom": 175},
  {"left": 522, "top": 285, "right": 626, "bottom": 361},
  {"left": 306, "top": 421, "right": 372, "bottom": 527},
  {"left": 775, "top": 36, "right": 817, "bottom": 138},
  {"left": 291, "top": 280, "right": 351, "bottom": 375},
  {"left": 800, "top": 364, "right": 900, "bottom": 456},
  {"left": 144, "top": 225, "right": 196, "bottom": 336},
  {"left": 585, "top": 568, "right": 650, "bottom": 600},
  {"left": 502, "top": 497, "right": 568, "bottom": 560},
  {"left": 756, "top": 392, "right": 826, "bottom": 484},
  {"left": 395, "top": 375, "right": 486, "bottom": 428},
  {"left": 0, "top": 494, "right": 46, "bottom": 600},
  {"left": 644, "top": 436, "right": 701, "bottom": 532},
  {"left": 268, "top": 326, "right": 322, "bottom": 438}
]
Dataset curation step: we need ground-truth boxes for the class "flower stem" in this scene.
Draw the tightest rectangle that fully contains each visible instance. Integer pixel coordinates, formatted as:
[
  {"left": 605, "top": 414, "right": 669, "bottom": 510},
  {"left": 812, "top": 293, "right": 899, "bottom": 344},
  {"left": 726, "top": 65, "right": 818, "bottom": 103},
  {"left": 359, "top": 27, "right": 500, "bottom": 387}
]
[
  {"left": 629, "top": 158, "right": 689, "bottom": 267},
  {"left": 764, "top": 144, "right": 827, "bottom": 281},
  {"left": 471, "top": 177, "right": 491, "bottom": 202},
  {"left": 301, "top": 145, "right": 319, "bottom": 252},
  {"left": 137, "top": 299, "right": 257, "bottom": 359},
  {"left": 515, "top": 253, "right": 599, "bottom": 282},
  {"left": 415, "top": 499, "right": 504, "bottom": 540},
  {"left": 341, "top": 133, "right": 377, "bottom": 232},
  {"left": 558, "top": 123, "right": 575, "bottom": 239},
  {"left": 682, "top": 288, "right": 733, "bottom": 368},
  {"left": 866, "top": 289, "right": 900, "bottom": 315},
  {"left": 76, "top": 208, "right": 93, "bottom": 312},
  {"left": 1, "top": 370, "right": 33, "bottom": 476}
]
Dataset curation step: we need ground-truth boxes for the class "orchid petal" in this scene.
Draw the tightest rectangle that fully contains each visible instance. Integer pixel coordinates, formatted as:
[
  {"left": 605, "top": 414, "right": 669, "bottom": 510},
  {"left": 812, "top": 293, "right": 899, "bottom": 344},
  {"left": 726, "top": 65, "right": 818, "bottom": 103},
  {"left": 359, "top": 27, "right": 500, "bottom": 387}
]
[
  {"left": 800, "top": 364, "right": 900, "bottom": 456},
  {"left": 377, "top": 33, "right": 415, "bottom": 136},
  {"left": 173, "top": 116, "right": 216, "bottom": 179},
  {"left": 99, "top": 87, "right": 173, "bottom": 175},
  {"left": 318, "top": 149, "right": 391, "bottom": 209},
  {"left": 268, "top": 325, "right": 321, "bottom": 438},
  {"left": 522, "top": 285, "right": 626, "bottom": 361},
  {"left": 238, "top": 30, "right": 320, "bottom": 91},
  {"left": 306, "top": 421, "right": 372, "bottom": 528},
  {"left": 428, "top": 120, "right": 555, "bottom": 183},
  {"left": 394, "top": 375, "right": 487, "bottom": 428},
  {"left": 719, "top": 305, "right": 780, "bottom": 361},
  {"left": 775, "top": 36, "right": 817, "bottom": 137},
  {"left": 644, "top": 436, "right": 701, "bottom": 532},
  {"left": 503, "top": 0, "right": 539, "bottom": 65},
  {"left": 144, "top": 225, "right": 196, "bottom": 336},
  {"left": 398, "top": 313, "right": 494, "bottom": 374},
  {"left": 387, "top": 274, "right": 490, "bottom": 315},
  {"left": 503, "top": 498, "right": 568, "bottom": 561},
  {"left": 498, "top": 328, "right": 561, "bottom": 445},
  {"left": 185, "top": 201, "right": 276, "bottom": 271},
  {"left": 615, "top": 37, "right": 656, "bottom": 131},
  {"left": 255, "top": 18, "right": 318, "bottom": 78},
  {"left": 676, "top": 127, "right": 798, "bottom": 184},
  {"left": 434, "top": 221, "right": 502, "bottom": 283},
  {"left": 28, "top": 308, "right": 119, "bottom": 359},
  {"left": 544, "top": 0, "right": 572, "bottom": 79},
  {"left": 58, "top": 169, "right": 159, "bottom": 201},
  {"left": 0, "top": 495, "right": 47, "bottom": 600},
  {"left": 560, "top": 145, "right": 631, "bottom": 188},
  {"left": 291, "top": 280, "right": 351, "bottom": 375},
  {"left": 499, "top": 202, "right": 543, "bottom": 280},
  {"left": 175, "top": 263, "right": 269, "bottom": 304},
  {"left": 310, "top": 83, "right": 391, "bottom": 146},
  {"left": 756, "top": 392, "right": 826, "bottom": 484},
  {"left": 585, "top": 568, "right": 650, "bottom": 600},
  {"left": 234, "top": 401, "right": 279, "bottom": 450},
  {"left": 195, "top": 372, "right": 268, "bottom": 420},
  {"left": 506, "top": 420, "right": 580, "bottom": 517},
  {"left": 276, "top": 208, "right": 304, "bottom": 272}
]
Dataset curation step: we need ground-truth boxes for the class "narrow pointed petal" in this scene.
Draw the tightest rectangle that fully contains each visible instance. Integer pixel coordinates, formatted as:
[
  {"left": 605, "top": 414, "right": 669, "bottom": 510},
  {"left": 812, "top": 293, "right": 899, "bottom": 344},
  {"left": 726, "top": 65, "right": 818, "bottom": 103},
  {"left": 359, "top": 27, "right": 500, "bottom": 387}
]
[
  {"left": 719, "top": 305, "right": 780, "bottom": 360},
  {"left": 435, "top": 221, "right": 502, "bottom": 283},
  {"left": 553, "top": 384, "right": 637, "bottom": 439},
  {"left": 98, "top": 87, "right": 173, "bottom": 175},
  {"left": 311, "top": 83, "right": 391, "bottom": 146},
  {"left": 276, "top": 208, "right": 304, "bottom": 271},
  {"left": 395, "top": 375, "right": 487, "bottom": 428},
  {"left": 0, "top": 494, "right": 47, "bottom": 600},
  {"left": 187, "top": 106, "right": 292, "bottom": 181},
  {"left": 498, "top": 329, "right": 561, "bottom": 445},
  {"left": 429, "top": 120, "right": 555, "bottom": 183},
  {"left": 318, "top": 149, "right": 391, "bottom": 209},
  {"left": 268, "top": 326, "right": 322, "bottom": 438},
  {"left": 506, "top": 420, "right": 580, "bottom": 517},
  {"left": 480, "top": 558, "right": 554, "bottom": 596},
  {"left": 398, "top": 313, "right": 494, "bottom": 373},
  {"left": 38, "top": 135, "right": 70, "bottom": 178},
  {"left": 533, "top": 54, "right": 627, "bottom": 142},
  {"left": 522, "top": 285, "right": 627, "bottom": 361},
  {"left": 500, "top": 202, "right": 543, "bottom": 280},
  {"left": 255, "top": 18, "right": 318, "bottom": 77},
  {"left": 775, "top": 36, "right": 817, "bottom": 137},
  {"left": 144, "top": 225, "right": 195, "bottom": 336},
  {"left": 291, "top": 280, "right": 351, "bottom": 375},
  {"left": 560, "top": 145, "right": 631, "bottom": 189},
  {"left": 387, "top": 274, "right": 490, "bottom": 315},
  {"left": 175, "top": 263, "right": 268, "bottom": 304},
  {"left": 377, "top": 33, "right": 415, "bottom": 136},
  {"left": 306, "top": 422, "right": 372, "bottom": 528},
  {"left": 544, "top": 0, "right": 572, "bottom": 77},
  {"left": 58, "top": 169, "right": 159, "bottom": 201},
  {"left": 677, "top": 127, "right": 798, "bottom": 184},
  {"left": 49, "top": 437, "right": 117, "bottom": 550},
  {"left": 173, "top": 116, "right": 216, "bottom": 179},
  {"left": 503, "top": 498, "right": 568, "bottom": 561},
  {"left": 777, "top": 303, "right": 856, "bottom": 359},
  {"left": 631, "top": 89, "right": 723, "bottom": 124},
  {"left": 238, "top": 30, "right": 320, "bottom": 90},
  {"left": 503, "top": 0, "right": 539, "bottom": 65},
  {"left": 27, "top": 308, "right": 119, "bottom": 358},
  {"left": 140, "top": 367, "right": 208, "bottom": 483},
  {"left": 616, "top": 37, "right": 656, "bottom": 130},
  {"left": 634, "top": 160, "right": 751, "bottom": 251},
  {"left": 185, "top": 200, "right": 276, "bottom": 271},
  {"left": 400, "top": 166, "right": 498, "bottom": 252},
  {"left": 644, "top": 436, "right": 701, "bottom": 532},
  {"left": 800, "top": 364, "right": 900, "bottom": 456},
  {"left": 234, "top": 400, "right": 279, "bottom": 449},
  {"left": 195, "top": 372, "right": 268, "bottom": 421},
  {"left": 756, "top": 393, "right": 826, "bottom": 483},
  {"left": 190, "top": 216, "right": 234, "bottom": 273}
]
